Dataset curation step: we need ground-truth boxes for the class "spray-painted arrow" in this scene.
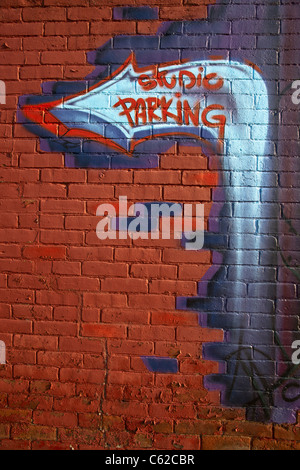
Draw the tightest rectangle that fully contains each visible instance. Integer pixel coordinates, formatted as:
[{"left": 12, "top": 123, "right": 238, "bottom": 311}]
[{"left": 19, "top": 53, "right": 268, "bottom": 163}]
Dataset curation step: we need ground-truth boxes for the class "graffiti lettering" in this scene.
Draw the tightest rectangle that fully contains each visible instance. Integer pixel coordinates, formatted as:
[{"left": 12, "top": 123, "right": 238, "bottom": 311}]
[
  {"left": 138, "top": 67, "right": 224, "bottom": 92},
  {"left": 114, "top": 97, "right": 225, "bottom": 137}
]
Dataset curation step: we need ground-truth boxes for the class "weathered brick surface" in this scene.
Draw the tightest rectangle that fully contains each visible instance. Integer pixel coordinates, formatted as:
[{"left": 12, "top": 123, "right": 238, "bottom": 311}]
[{"left": 0, "top": 0, "right": 299, "bottom": 451}]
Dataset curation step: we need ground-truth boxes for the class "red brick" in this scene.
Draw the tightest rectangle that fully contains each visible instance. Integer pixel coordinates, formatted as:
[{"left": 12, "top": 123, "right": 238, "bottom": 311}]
[
  {"left": 23, "top": 37, "right": 67, "bottom": 51},
  {"left": 32, "top": 441, "right": 71, "bottom": 450},
  {"left": 11, "top": 423, "right": 57, "bottom": 441},
  {"left": 44, "top": 0, "right": 84, "bottom": 5},
  {"left": 57, "top": 276, "right": 100, "bottom": 291},
  {"left": 149, "top": 403, "right": 196, "bottom": 420},
  {"left": 82, "top": 308, "right": 99, "bottom": 322},
  {"left": 14, "top": 334, "right": 58, "bottom": 351},
  {"left": 252, "top": 438, "right": 300, "bottom": 451},
  {"left": 0, "top": 304, "right": 11, "bottom": 319},
  {"left": 20, "top": 66, "right": 64, "bottom": 80},
  {"left": 201, "top": 435, "right": 251, "bottom": 450},
  {"left": 90, "top": 21, "right": 136, "bottom": 35},
  {"left": 8, "top": 393, "right": 53, "bottom": 411},
  {"left": 176, "top": 327, "right": 223, "bottom": 342},
  {"left": 83, "top": 292, "right": 127, "bottom": 308},
  {"left": 23, "top": 245, "right": 66, "bottom": 260},
  {"left": 67, "top": 7, "right": 111, "bottom": 20},
  {"left": 108, "top": 339, "right": 154, "bottom": 356},
  {"left": 128, "top": 294, "right": 175, "bottom": 310},
  {"left": 0, "top": 289, "right": 34, "bottom": 304},
  {"left": 115, "top": 247, "right": 161, "bottom": 263},
  {"left": 68, "top": 184, "right": 114, "bottom": 199},
  {"left": 83, "top": 354, "right": 105, "bottom": 369},
  {"left": 107, "top": 355, "right": 130, "bottom": 371},
  {"left": 41, "top": 199, "right": 85, "bottom": 213},
  {"left": 33, "top": 411, "right": 77, "bottom": 428},
  {"left": 163, "top": 248, "right": 211, "bottom": 263},
  {"left": 45, "top": 22, "right": 89, "bottom": 36},
  {"left": 68, "top": 246, "right": 113, "bottom": 261},
  {"left": 8, "top": 274, "right": 50, "bottom": 290},
  {"left": 160, "top": 155, "right": 208, "bottom": 170},
  {"left": 0, "top": 8, "right": 22, "bottom": 22},
  {"left": 34, "top": 321, "right": 77, "bottom": 337},
  {"left": 18, "top": 213, "right": 39, "bottom": 229},
  {"left": 178, "top": 264, "right": 212, "bottom": 279},
  {"left": 54, "top": 397, "right": 99, "bottom": 413},
  {"left": 182, "top": 170, "right": 219, "bottom": 186},
  {"left": 53, "top": 306, "right": 78, "bottom": 321},
  {"left": 109, "top": 371, "right": 153, "bottom": 388},
  {"left": 0, "top": 379, "right": 29, "bottom": 394},
  {"left": 164, "top": 185, "right": 211, "bottom": 201},
  {"left": 41, "top": 169, "right": 85, "bottom": 182},
  {"left": 103, "top": 400, "right": 148, "bottom": 418},
  {"left": 0, "top": 23, "right": 43, "bottom": 36},
  {"left": 0, "top": 440, "right": 31, "bottom": 450},
  {"left": 82, "top": 261, "right": 128, "bottom": 277},
  {"left": 137, "top": 21, "right": 164, "bottom": 35},
  {"left": 149, "top": 280, "right": 197, "bottom": 295},
  {"left": 132, "top": 262, "right": 174, "bottom": 278},
  {"left": 0, "top": 184, "right": 19, "bottom": 198},
  {"left": 51, "top": 262, "right": 79, "bottom": 277},
  {"left": 179, "top": 358, "right": 218, "bottom": 375},
  {"left": 0, "top": 214, "right": 18, "bottom": 228},
  {"left": 40, "top": 215, "right": 64, "bottom": 229},
  {"left": 41, "top": 51, "right": 86, "bottom": 65},
  {"left": 160, "top": 5, "right": 207, "bottom": 19},
  {"left": 0, "top": 424, "right": 10, "bottom": 439},
  {"left": 225, "top": 421, "right": 273, "bottom": 438},
  {"left": 0, "top": 245, "right": 22, "bottom": 260},
  {"left": 101, "top": 308, "right": 150, "bottom": 325},
  {"left": 115, "top": 185, "right": 161, "bottom": 200},
  {"left": 63, "top": 65, "right": 96, "bottom": 79},
  {"left": 0, "top": 408, "right": 32, "bottom": 423},
  {"left": 134, "top": 170, "right": 181, "bottom": 184},
  {"left": 23, "top": 7, "right": 66, "bottom": 21},
  {"left": 0, "top": 66, "right": 19, "bottom": 80},
  {"left": 65, "top": 215, "right": 96, "bottom": 230},
  {"left": 19, "top": 154, "right": 63, "bottom": 168},
  {"left": 81, "top": 324, "right": 127, "bottom": 339},
  {"left": 59, "top": 337, "right": 105, "bottom": 354},
  {"left": 88, "top": 169, "right": 133, "bottom": 184},
  {"left": 102, "top": 278, "right": 147, "bottom": 293},
  {"left": 0, "top": 319, "right": 32, "bottom": 334},
  {"left": 14, "top": 365, "right": 58, "bottom": 381},
  {"left": 151, "top": 311, "right": 199, "bottom": 326},
  {"left": 68, "top": 35, "right": 111, "bottom": 51},
  {"left": 8, "top": 350, "right": 36, "bottom": 366},
  {"left": 40, "top": 230, "right": 84, "bottom": 245},
  {"left": 60, "top": 368, "right": 105, "bottom": 384}
]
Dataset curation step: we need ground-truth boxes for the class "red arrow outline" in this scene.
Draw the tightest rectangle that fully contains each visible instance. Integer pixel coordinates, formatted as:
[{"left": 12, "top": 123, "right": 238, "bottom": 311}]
[{"left": 21, "top": 53, "right": 224, "bottom": 156}]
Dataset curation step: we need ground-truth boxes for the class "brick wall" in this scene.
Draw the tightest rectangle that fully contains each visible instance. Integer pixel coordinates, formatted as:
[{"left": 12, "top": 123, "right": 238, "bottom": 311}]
[{"left": 0, "top": 0, "right": 300, "bottom": 450}]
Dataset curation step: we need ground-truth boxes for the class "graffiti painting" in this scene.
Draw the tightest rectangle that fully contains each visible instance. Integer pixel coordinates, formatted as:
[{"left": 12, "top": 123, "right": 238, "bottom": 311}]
[{"left": 18, "top": 0, "right": 300, "bottom": 424}]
